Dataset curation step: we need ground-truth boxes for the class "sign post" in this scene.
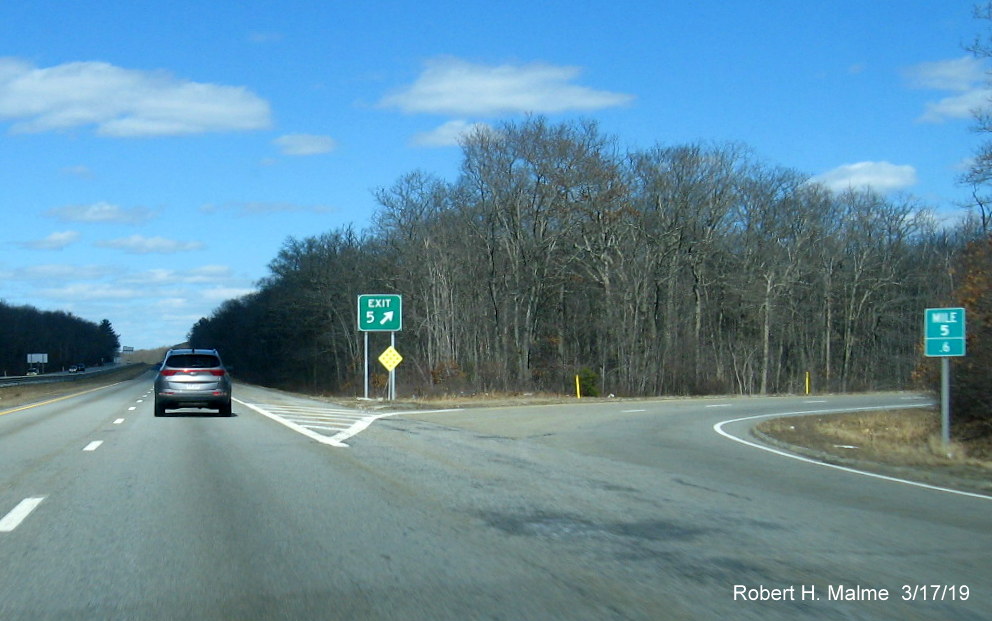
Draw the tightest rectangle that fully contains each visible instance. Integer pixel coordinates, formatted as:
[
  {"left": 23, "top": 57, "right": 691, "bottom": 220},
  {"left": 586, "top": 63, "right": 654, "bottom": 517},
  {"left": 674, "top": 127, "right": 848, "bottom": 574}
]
[
  {"left": 924, "top": 307, "right": 966, "bottom": 446},
  {"left": 378, "top": 343, "right": 403, "bottom": 401},
  {"left": 358, "top": 294, "right": 403, "bottom": 399}
]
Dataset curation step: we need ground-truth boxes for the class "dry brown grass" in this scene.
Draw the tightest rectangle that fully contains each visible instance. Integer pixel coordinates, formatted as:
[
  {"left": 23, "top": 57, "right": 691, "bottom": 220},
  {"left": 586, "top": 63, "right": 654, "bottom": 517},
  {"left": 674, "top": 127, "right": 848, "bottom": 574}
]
[
  {"left": 326, "top": 390, "right": 581, "bottom": 412},
  {"left": 756, "top": 408, "right": 992, "bottom": 489}
]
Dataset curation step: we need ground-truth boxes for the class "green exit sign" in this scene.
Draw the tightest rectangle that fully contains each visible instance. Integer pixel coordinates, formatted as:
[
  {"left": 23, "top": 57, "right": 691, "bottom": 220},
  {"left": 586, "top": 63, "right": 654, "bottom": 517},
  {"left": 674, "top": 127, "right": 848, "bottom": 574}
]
[
  {"left": 924, "top": 307, "right": 965, "bottom": 357},
  {"left": 358, "top": 294, "right": 402, "bottom": 332}
]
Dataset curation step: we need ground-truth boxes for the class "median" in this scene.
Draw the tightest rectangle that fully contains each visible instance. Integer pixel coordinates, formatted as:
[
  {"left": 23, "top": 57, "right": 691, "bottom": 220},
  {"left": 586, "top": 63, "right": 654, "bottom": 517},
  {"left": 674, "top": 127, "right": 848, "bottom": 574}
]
[{"left": 0, "top": 365, "right": 150, "bottom": 413}]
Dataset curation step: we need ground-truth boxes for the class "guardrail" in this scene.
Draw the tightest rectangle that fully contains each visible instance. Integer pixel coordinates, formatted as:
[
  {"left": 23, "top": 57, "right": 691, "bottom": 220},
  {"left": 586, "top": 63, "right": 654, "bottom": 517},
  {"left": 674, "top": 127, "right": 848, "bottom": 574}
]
[{"left": 0, "top": 364, "right": 146, "bottom": 388}]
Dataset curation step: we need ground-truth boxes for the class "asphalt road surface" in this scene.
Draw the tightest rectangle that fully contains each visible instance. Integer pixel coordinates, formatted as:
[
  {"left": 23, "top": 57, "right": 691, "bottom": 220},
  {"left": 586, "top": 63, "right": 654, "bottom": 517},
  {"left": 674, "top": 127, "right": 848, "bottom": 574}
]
[{"left": 0, "top": 372, "right": 987, "bottom": 620}]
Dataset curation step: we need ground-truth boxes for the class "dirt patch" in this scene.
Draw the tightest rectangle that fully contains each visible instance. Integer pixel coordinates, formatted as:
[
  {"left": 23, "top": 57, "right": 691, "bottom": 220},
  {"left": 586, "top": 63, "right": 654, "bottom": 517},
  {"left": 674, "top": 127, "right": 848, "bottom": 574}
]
[
  {"left": 756, "top": 409, "right": 992, "bottom": 495},
  {"left": 0, "top": 365, "right": 150, "bottom": 412}
]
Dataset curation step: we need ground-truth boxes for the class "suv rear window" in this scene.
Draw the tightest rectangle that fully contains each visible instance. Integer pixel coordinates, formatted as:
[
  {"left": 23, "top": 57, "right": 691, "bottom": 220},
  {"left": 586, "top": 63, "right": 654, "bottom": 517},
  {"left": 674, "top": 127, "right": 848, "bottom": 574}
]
[{"left": 165, "top": 354, "right": 221, "bottom": 368}]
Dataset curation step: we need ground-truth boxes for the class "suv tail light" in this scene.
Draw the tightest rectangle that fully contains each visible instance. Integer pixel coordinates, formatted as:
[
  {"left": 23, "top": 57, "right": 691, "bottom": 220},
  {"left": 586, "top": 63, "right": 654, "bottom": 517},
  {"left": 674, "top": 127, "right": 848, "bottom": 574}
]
[{"left": 159, "top": 369, "right": 226, "bottom": 376}]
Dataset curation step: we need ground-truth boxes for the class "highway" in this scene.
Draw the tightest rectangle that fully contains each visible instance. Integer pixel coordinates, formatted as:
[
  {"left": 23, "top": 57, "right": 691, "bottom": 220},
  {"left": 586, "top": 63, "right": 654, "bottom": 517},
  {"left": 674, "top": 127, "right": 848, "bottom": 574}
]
[{"left": 0, "top": 371, "right": 988, "bottom": 620}]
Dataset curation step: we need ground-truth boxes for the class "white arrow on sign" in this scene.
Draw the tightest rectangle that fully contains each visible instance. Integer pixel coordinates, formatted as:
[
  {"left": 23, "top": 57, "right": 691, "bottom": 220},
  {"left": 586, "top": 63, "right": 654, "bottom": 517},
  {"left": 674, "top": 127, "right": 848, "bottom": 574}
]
[{"left": 380, "top": 311, "right": 394, "bottom": 325}]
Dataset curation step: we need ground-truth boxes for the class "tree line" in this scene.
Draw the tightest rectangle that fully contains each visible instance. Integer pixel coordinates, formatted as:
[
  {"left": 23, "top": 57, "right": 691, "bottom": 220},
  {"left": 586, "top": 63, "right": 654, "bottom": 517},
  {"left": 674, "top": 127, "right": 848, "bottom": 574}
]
[
  {"left": 189, "top": 117, "right": 985, "bottom": 398},
  {"left": 0, "top": 301, "right": 120, "bottom": 375}
]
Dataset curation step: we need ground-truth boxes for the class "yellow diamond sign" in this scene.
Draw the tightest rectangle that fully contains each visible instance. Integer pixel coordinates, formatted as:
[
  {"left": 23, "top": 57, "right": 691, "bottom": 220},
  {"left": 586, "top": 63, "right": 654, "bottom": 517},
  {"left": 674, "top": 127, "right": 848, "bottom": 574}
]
[{"left": 378, "top": 346, "right": 403, "bottom": 372}]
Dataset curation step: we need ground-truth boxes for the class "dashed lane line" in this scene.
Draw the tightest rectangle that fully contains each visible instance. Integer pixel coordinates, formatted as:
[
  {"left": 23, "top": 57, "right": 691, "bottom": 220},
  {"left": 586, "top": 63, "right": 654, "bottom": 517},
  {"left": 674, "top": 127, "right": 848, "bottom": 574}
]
[{"left": 0, "top": 497, "right": 45, "bottom": 533}]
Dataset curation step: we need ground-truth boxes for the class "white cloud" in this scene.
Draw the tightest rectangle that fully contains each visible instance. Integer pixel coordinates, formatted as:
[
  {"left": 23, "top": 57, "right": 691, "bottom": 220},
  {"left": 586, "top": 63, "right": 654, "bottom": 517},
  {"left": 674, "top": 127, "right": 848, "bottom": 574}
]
[
  {"left": 0, "top": 57, "right": 271, "bottom": 136},
  {"left": 46, "top": 201, "right": 157, "bottom": 224},
  {"left": 95, "top": 234, "right": 204, "bottom": 254},
  {"left": 379, "top": 56, "right": 634, "bottom": 116},
  {"left": 0, "top": 257, "right": 255, "bottom": 350},
  {"left": 273, "top": 133, "right": 337, "bottom": 155},
  {"left": 247, "top": 31, "right": 283, "bottom": 44},
  {"left": 918, "top": 89, "right": 991, "bottom": 123},
  {"left": 203, "top": 286, "right": 258, "bottom": 301},
  {"left": 199, "top": 201, "right": 334, "bottom": 216},
  {"left": 121, "top": 265, "right": 233, "bottom": 285},
  {"left": 412, "top": 120, "right": 493, "bottom": 147},
  {"left": 10, "top": 264, "right": 118, "bottom": 281},
  {"left": 906, "top": 56, "right": 986, "bottom": 91},
  {"left": 39, "top": 282, "right": 140, "bottom": 300},
  {"left": 813, "top": 161, "right": 918, "bottom": 194},
  {"left": 185, "top": 265, "right": 235, "bottom": 281},
  {"left": 905, "top": 56, "right": 992, "bottom": 123},
  {"left": 20, "top": 230, "right": 80, "bottom": 250},
  {"left": 60, "top": 165, "right": 93, "bottom": 178}
]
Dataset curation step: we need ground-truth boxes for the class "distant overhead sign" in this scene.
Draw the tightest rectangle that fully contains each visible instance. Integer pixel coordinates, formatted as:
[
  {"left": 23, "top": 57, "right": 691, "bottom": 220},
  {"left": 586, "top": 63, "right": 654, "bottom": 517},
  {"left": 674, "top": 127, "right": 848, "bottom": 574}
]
[{"left": 358, "top": 294, "right": 402, "bottom": 332}]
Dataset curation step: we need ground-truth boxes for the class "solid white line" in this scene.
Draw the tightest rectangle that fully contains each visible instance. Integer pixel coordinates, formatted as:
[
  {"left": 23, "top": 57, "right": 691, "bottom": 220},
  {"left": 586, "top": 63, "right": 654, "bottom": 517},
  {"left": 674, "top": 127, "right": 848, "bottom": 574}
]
[
  {"left": 83, "top": 440, "right": 103, "bottom": 452},
  {"left": 713, "top": 405, "right": 991, "bottom": 501},
  {"left": 0, "top": 497, "right": 45, "bottom": 532},
  {"left": 113, "top": 418, "right": 125, "bottom": 424}
]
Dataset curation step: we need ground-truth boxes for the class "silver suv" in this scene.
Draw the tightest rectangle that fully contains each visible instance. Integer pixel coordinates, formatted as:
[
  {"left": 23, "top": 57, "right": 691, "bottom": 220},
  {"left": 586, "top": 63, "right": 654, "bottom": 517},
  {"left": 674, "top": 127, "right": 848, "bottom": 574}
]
[{"left": 154, "top": 348, "right": 232, "bottom": 416}]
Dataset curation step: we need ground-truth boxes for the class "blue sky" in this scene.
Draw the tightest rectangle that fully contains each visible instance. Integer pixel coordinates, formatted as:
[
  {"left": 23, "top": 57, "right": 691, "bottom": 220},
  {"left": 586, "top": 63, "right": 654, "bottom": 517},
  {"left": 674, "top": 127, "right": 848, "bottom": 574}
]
[{"left": 0, "top": 1, "right": 987, "bottom": 351}]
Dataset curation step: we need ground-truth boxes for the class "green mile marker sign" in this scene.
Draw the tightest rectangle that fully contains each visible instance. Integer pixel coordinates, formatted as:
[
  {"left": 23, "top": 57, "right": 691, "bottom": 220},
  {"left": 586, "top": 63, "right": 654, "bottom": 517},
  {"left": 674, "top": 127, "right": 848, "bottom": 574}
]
[{"left": 924, "top": 307, "right": 965, "bottom": 357}]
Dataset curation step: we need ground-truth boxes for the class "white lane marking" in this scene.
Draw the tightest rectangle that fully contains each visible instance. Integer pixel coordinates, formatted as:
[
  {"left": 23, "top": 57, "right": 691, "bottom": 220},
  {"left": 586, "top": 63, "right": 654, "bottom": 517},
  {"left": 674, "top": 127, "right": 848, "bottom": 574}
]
[
  {"left": 128, "top": 407, "right": 136, "bottom": 411},
  {"left": 234, "top": 400, "right": 350, "bottom": 447},
  {"left": 83, "top": 441, "right": 103, "bottom": 452},
  {"left": 622, "top": 409, "right": 647, "bottom": 413},
  {"left": 326, "top": 409, "right": 462, "bottom": 446},
  {"left": 136, "top": 400, "right": 143, "bottom": 403},
  {"left": 0, "top": 497, "right": 45, "bottom": 532},
  {"left": 113, "top": 418, "right": 125, "bottom": 424},
  {"left": 299, "top": 424, "right": 345, "bottom": 432},
  {"left": 713, "top": 404, "right": 991, "bottom": 501},
  {"left": 235, "top": 398, "right": 461, "bottom": 447},
  {"left": 803, "top": 400, "right": 828, "bottom": 404},
  {"left": 705, "top": 403, "right": 732, "bottom": 408}
]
